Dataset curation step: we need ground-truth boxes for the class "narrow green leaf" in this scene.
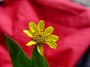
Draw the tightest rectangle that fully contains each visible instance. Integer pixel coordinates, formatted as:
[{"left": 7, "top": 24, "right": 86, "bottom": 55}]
[
  {"left": 5, "top": 35, "right": 32, "bottom": 67},
  {"left": 5, "top": 35, "right": 20, "bottom": 67},
  {"left": 32, "top": 46, "right": 49, "bottom": 67},
  {"left": 17, "top": 50, "right": 32, "bottom": 67}
]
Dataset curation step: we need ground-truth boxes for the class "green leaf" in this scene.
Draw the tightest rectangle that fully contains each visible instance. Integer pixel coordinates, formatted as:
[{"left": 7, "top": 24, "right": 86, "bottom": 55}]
[
  {"left": 5, "top": 35, "right": 20, "bottom": 67},
  {"left": 32, "top": 46, "right": 49, "bottom": 67},
  {"left": 5, "top": 35, "right": 32, "bottom": 67},
  {"left": 17, "top": 50, "right": 32, "bottom": 67},
  {"left": 5, "top": 35, "right": 49, "bottom": 67}
]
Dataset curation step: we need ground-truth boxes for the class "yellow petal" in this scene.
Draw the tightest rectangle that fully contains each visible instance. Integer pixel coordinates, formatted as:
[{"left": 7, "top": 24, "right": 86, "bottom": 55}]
[
  {"left": 37, "top": 45, "right": 44, "bottom": 56},
  {"left": 38, "top": 20, "right": 44, "bottom": 31},
  {"left": 29, "top": 22, "right": 37, "bottom": 33},
  {"left": 44, "top": 26, "right": 54, "bottom": 35},
  {"left": 46, "top": 35, "right": 59, "bottom": 42},
  {"left": 45, "top": 41, "right": 57, "bottom": 49},
  {"left": 23, "top": 30, "right": 33, "bottom": 37},
  {"left": 26, "top": 41, "right": 36, "bottom": 46}
]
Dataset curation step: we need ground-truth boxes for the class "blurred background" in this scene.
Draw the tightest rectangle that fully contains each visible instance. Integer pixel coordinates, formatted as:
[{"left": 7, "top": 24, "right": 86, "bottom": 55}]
[
  {"left": 72, "top": 0, "right": 90, "bottom": 7},
  {"left": 0, "top": 0, "right": 90, "bottom": 67},
  {"left": 72, "top": 0, "right": 90, "bottom": 67}
]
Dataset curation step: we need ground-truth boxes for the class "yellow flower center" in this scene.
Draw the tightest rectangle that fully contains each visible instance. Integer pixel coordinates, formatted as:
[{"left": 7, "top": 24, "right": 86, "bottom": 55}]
[{"left": 32, "top": 32, "right": 46, "bottom": 45}]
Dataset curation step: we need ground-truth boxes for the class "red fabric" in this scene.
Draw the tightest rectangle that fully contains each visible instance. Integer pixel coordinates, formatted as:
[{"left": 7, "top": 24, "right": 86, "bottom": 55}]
[{"left": 0, "top": 0, "right": 90, "bottom": 67}]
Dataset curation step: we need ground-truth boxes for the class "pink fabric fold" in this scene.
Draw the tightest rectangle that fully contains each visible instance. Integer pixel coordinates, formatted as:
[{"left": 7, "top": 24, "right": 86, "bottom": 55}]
[{"left": 0, "top": 0, "right": 90, "bottom": 67}]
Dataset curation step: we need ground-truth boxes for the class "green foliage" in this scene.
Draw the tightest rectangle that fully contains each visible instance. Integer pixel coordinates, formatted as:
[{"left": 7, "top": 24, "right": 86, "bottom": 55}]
[
  {"left": 5, "top": 35, "right": 49, "bottom": 67},
  {"left": 32, "top": 46, "right": 48, "bottom": 67},
  {"left": 17, "top": 50, "right": 32, "bottom": 67},
  {"left": 5, "top": 35, "right": 20, "bottom": 67}
]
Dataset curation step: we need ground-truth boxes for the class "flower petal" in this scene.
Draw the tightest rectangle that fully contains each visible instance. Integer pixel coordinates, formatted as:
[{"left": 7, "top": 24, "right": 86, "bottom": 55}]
[
  {"left": 46, "top": 35, "right": 59, "bottom": 42},
  {"left": 37, "top": 45, "right": 44, "bottom": 56},
  {"left": 45, "top": 41, "right": 57, "bottom": 49},
  {"left": 29, "top": 22, "right": 37, "bottom": 33},
  {"left": 23, "top": 30, "right": 33, "bottom": 37},
  {"left": 26, "top": 41, "right": 36, "bottom": 46},
  {"left": 44, "top": 26, "right": 54, "bottom": 35},
  {"left": 38, "top": 20, "right": 44, "bottom": 31}
]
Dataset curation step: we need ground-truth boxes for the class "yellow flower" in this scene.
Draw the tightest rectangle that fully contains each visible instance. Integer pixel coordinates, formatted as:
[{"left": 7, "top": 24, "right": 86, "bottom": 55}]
[{"left": 23, "top": 20, "right": 59, "bottom": 56}]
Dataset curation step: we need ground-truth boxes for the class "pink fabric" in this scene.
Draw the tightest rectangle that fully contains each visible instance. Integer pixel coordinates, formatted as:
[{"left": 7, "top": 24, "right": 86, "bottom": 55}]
[{"left": 0, "top": 0, "right": 90, "bottom": 67}]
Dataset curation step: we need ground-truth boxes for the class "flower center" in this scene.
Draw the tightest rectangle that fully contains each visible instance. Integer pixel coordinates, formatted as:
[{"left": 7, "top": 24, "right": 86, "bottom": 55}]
[{"left": 32, "top": 32, "right": 46, "bottom": 45}]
